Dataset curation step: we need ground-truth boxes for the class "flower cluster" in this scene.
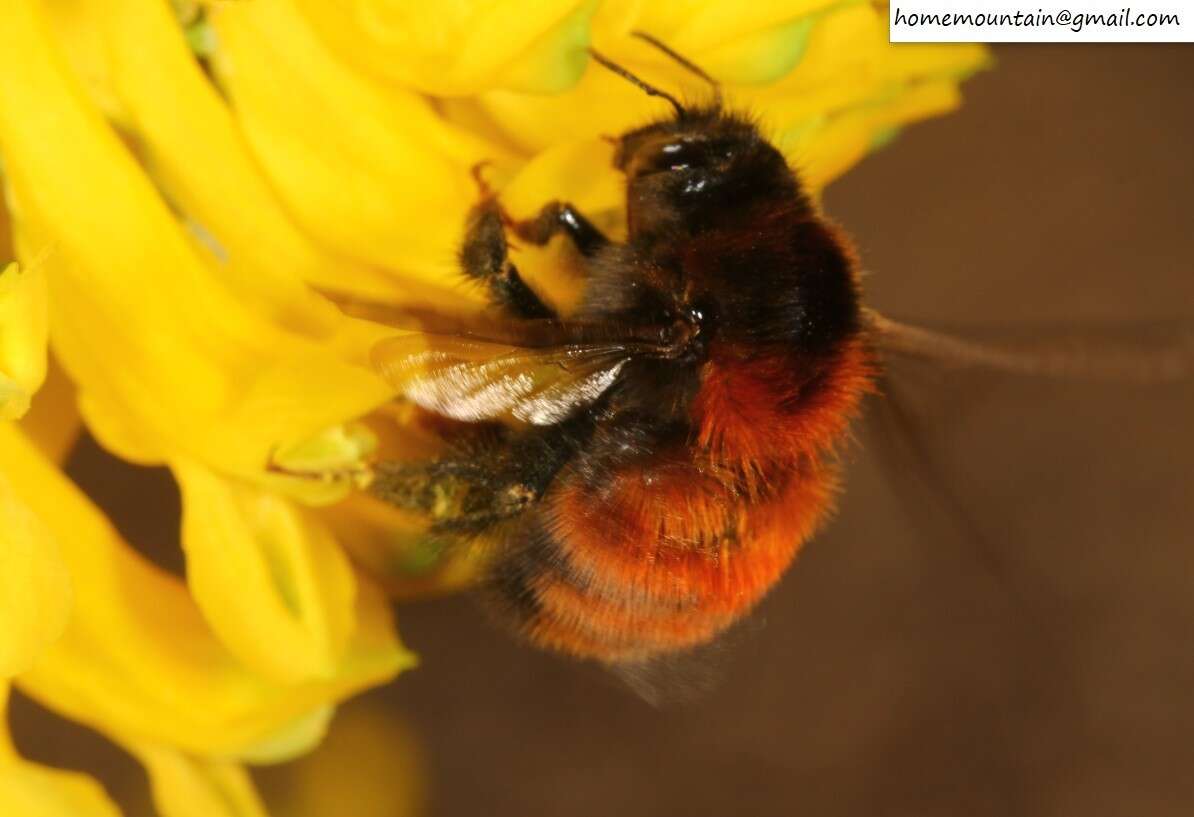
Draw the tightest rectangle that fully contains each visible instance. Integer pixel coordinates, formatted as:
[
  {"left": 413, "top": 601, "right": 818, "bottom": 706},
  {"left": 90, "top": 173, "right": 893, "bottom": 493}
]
[{"left": 0, "top": 0, "right": 985, "bottom": 813}]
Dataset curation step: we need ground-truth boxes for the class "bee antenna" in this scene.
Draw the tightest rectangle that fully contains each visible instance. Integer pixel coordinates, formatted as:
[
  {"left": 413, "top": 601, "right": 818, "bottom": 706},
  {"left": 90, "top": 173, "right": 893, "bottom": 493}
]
[
  {"left": 630, "top": 31, "right": 722, "bottom": 106},
  {"left": 587, "top": 47, "right": 688, "bottom": 119}
]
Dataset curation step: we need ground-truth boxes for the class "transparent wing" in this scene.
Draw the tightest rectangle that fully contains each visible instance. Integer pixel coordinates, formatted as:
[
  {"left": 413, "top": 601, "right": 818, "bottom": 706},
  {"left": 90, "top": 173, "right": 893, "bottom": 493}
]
[{"left": 372, "top": 334, "right": 637, "bottom": 425}]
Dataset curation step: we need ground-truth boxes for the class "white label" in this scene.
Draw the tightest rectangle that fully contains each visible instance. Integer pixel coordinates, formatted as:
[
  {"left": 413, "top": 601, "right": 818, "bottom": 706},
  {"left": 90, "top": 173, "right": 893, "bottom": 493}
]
[{"left": 890, "top": 2, "right": 1193, "bottom": 41}]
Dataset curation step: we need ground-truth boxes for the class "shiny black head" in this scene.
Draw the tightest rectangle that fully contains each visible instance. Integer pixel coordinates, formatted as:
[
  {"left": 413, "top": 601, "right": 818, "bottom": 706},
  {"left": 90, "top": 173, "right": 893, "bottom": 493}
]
[{"left": 613, "top": 108, "right": 803, "bottom": 237}]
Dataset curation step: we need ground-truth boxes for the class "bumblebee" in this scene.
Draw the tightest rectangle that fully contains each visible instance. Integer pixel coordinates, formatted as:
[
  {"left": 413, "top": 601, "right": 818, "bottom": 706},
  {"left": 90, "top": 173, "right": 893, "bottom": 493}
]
[{"left": 360, "top": 39, "right": 1192, "bottom": 668}]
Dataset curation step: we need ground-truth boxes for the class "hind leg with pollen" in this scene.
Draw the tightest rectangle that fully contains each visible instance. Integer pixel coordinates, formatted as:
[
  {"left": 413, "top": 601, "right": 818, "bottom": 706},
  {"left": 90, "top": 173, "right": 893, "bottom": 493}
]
[
  {"left": 369, "top": 457, "right": 540, "bottom": 534},
  {"left": 369, "top": 419, "right": 585, "bottom": 533}
]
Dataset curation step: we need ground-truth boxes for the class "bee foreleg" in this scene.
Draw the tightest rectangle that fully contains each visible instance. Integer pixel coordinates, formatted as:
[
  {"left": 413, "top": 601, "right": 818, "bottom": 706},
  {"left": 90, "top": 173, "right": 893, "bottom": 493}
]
[
  {"left": 509, "top": 201, "right": 610, "bottom": 258},
  {"left": 460, "top": 199, "right": 557, "bottom": 320}
]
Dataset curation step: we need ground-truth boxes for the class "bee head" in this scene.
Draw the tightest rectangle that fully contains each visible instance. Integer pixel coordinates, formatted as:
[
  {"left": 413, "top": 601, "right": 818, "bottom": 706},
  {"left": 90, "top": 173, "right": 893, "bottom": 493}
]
[
  {"left": 586, "top": 47, "right": 801, "bottom": 237},
  {"left": 613, "top": 109, "right": 802, "bottom": 236}
]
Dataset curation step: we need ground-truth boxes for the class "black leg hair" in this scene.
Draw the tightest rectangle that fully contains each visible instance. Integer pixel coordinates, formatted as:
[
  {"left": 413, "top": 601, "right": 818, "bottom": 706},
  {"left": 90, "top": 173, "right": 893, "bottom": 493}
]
[
  {"left": 509, "top": 200, "right": 610, "bottom": 258},
  {"left": 461, "top": 162, "right": 611, "bottom": 318},
  {"left": 459, "top": 199, "right": 557, "bottom": 320}
]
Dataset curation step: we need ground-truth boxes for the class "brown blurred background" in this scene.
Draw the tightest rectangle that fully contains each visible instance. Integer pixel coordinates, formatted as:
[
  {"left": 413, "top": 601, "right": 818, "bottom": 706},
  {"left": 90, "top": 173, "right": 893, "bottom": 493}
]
[{"left": 14, "top": 44, "right": 1194, "bottom": 817}]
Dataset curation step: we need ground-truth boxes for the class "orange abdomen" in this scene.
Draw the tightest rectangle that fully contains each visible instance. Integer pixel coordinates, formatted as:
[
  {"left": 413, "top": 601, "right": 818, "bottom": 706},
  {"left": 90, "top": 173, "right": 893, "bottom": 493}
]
[{"left": 508, "top": 339, "right": 873, "bottom": 663}]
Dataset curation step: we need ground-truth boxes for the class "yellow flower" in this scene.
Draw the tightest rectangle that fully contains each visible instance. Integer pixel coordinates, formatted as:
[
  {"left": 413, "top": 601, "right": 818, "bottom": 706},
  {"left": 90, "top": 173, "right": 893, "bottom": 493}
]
[
  {"left": 0, "top": 261, "right": 48, "bottom": 421},
  {"left": 0, "top": 0, "right": 986, "bottom": 812}
]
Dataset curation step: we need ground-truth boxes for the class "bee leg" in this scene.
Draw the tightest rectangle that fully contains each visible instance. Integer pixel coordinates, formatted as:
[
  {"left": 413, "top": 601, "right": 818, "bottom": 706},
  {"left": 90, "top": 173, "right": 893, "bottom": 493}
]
[
  {"left": 508, "top": 201, "right": 610, "bottom": 258},
  {"left": 460, "top": 198, "right": 557, "bottom": 320},
  {"left": 436, "top": 481, "right": 541, "bottom": 533},
  {"left": 369, "top": 458, "right": 480, "bottom": 512},
  {"left": 369, "top": 457, "right": 544, "bottom": 534},
  {"left": 370, "top": 420, "right": 584, "bottom": 532}
]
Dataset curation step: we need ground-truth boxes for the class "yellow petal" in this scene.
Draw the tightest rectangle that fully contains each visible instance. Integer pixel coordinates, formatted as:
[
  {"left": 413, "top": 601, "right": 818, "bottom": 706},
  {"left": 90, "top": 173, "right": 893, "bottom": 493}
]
[
  {"left": 175, "top": 460, "right": 358, "bottom": 683},
  {"left": 691, "top": 15, "right": 816, "bottom": 86},
  {"left": 445, "top": 1, "right": 831, "bottom": 152},
  {"left": 16, "top": 356, "right": 79, "bottom": 464},
  {"left": 267, "top": 421, "right": 378, "bottom": 507},
  {"left": 0, "top": 262, "right": 48, "bottom": 420},
  {"left": 789, "top": 79, "right": 965, "bottom": 193},
  {"left": 37, "top": 0, "right": 128, "bottom": 127},
  {"left": 292, "top": 0, "right": 597, "bottom": 96},
  {"left": 0, "top": 764, "right": 124, "bottom": 817},
  {"left": 0, "top": 0, "right": 393, "bottom": 480},
  {"left": 233, "top": 706, "right": 334, "bottom": 765},
  {"left": 0, "top": 465, "right": 71, "bottom": 678},
  {"left": 633, "top": 0, "right": 838, "bottom": 84},
  {"left": 0, "top": 184, "right": 11, "bottom": 259},
  {"left": 749, "top": 4, "right": 989, "bottom": 191},
  {"left": 448, "top": 56, "right": 679, "bottom": 155},
  {"left": 0, "top": 683, "right": 14, "bottom": 761},
  {"left": 0, "top": 684, "right": 123, "bottom": 817},
  {"left": 323, "top": 492, "right": 480, "bottom": 600},
  {"left": 450, "top": 3, "right": 986, "bottom": 192},
  {"left": 95, "top": 0, "right": 419, "bottom": 305},
  {"left": 257, "top": 695, "right": 425, "bottom": 817},
  {"left": 1, "top": 423, "right": 413, "bottom": 758},
  {"left": 209, "top": 0, "right": 495, "bottom": 303},
  {"left": 127, "top": 742, "right": 269, "bottom": 817}
]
